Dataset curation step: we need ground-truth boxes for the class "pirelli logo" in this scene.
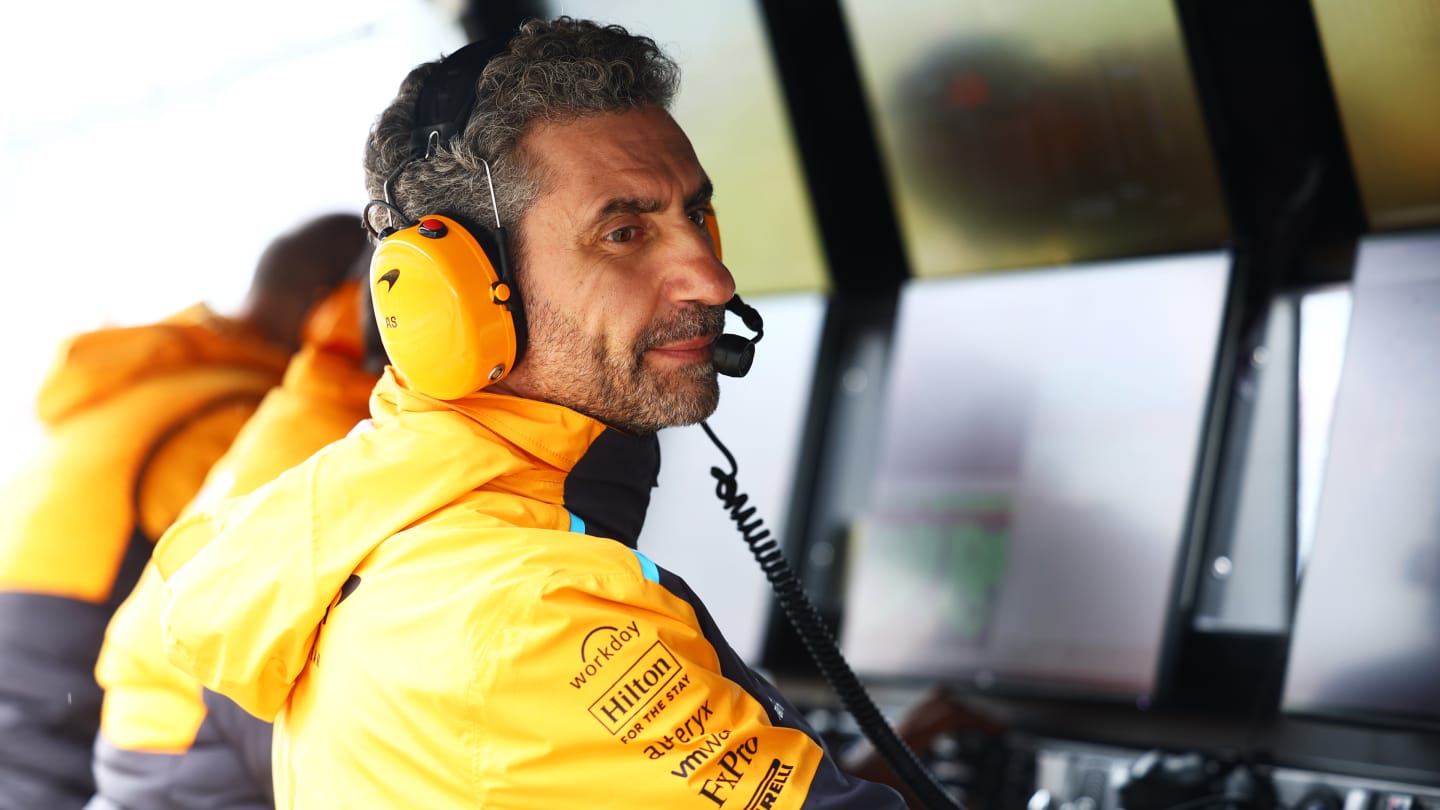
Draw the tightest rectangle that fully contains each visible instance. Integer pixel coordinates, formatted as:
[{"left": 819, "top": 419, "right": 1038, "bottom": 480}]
[{"left": 588, "top": 640, "right": 683, "bottom": 735}]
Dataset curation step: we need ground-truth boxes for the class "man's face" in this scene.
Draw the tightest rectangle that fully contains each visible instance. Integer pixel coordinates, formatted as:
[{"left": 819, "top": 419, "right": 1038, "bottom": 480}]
[{"left": 493, "top": 106, "right": 736, "bottom": 434}]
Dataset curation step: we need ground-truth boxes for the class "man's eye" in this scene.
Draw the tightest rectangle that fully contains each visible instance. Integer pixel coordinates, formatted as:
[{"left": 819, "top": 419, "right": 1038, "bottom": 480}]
[
  {"left": 687, "top": 208, "right": 709, "bottom": 227},
  {"left": 606, "top": 227, "right": 637, "bottom": 243}
]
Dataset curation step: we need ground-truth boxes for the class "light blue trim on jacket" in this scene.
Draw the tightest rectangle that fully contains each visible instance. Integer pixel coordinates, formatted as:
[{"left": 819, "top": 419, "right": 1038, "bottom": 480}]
[{"left": 631, "top": 550, "right": 660, "bottom": 583}]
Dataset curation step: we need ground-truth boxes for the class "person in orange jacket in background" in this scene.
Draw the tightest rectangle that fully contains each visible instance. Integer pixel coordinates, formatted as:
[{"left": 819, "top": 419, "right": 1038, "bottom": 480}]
[
  {"left": 84, "top": 247, "right": 384, "bottom": 810},
  {"left": 0, "top": 213, "right": 369, "bottom": 810}
]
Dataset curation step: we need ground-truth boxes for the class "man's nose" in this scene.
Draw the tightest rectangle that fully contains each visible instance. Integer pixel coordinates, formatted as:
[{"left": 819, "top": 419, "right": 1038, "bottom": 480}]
[{"left": 668, "top": 224, "right": 736, "bottom": 307}]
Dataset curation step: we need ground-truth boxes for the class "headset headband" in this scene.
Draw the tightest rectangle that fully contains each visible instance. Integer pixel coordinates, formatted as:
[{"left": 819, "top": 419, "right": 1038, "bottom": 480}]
[{"left": 410, "top": 38, "right": 507, "bottom": 160}]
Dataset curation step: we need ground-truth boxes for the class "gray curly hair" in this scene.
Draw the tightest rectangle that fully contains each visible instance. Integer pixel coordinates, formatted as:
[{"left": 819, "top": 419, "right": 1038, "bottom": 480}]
[{"left": 363, "top": 17, "right": 681, "bottom": 261}]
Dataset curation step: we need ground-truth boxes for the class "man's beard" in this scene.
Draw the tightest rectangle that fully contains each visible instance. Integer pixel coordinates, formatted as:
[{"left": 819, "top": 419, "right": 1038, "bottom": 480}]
[{"left": 518, "top": 301, "right": 726, "bottom": 435}]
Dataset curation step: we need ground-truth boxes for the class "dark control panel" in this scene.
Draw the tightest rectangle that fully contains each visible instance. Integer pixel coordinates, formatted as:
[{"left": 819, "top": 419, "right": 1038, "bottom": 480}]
[
  {"left": 1025, "top": 738, "right": 1148, "bottom": 810},
  {"left": 802, "top": 700, "right": 1009, "bottom": 808},
  {"left": 1018, "top": 738, "right": 1440, "bottom": 810},
  {"left": 1271, "top": 768, "right": 1439, "bottom": 810}
]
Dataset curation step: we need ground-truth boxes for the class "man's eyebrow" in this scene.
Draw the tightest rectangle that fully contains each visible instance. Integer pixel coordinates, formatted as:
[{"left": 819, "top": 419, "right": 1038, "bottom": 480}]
[
  {"left": 593, "top": 177, "right": 715, "bottom": 223},
  {"left": 597, "top": 196, "right": 663, "bottom": 219}
]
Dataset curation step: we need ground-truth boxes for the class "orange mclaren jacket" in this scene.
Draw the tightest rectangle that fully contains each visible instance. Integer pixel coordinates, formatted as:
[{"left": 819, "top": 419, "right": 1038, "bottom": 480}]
[
  {"left": 155, "top": 369, "right": 906, "bottom": 809},
  {"left": 91, "top": 337, "right": 378, "bottom": 810},
  {"left": 0, "top": 305, "right": 288, "bottom": 809}
]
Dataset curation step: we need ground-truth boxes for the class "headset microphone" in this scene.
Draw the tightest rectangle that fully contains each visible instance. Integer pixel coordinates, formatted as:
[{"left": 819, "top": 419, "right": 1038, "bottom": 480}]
[{"left": 713, "top": 294, "right": 763, "bottom": 378}]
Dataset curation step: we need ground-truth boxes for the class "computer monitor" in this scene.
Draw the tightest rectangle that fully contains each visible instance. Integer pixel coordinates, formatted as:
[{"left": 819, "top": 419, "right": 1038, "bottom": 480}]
[
  {"left": 839, "top": 0, "right": 1229, "bottom": 278},
  {"left": 838, "top": 251, "right": 1229, "bottom": 703},
  {"left": 1312, "top": 0, "right": 1440, "bottom": 231},
  {"left": 1281, "top": 231, "right": 1440, "bottom": 731}
]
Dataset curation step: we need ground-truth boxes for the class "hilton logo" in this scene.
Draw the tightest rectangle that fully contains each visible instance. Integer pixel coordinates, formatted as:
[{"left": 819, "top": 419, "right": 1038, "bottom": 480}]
[{"left": 587, "top": 641, "right": 683, "bottom": 735}]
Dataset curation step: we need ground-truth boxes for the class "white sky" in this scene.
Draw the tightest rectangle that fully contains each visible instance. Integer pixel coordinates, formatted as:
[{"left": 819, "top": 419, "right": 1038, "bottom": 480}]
[{"left": 0, "top": 0, "right": 465, "bottom": 479}]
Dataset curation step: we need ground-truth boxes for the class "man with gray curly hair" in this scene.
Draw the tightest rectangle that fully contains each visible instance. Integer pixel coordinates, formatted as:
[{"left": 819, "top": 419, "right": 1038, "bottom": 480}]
[
  {"left": 364, "top": 16, "right": 727, "bottom": 437},
  {"left": 153, "top": 16, "right": 910, "bottom": 809}
]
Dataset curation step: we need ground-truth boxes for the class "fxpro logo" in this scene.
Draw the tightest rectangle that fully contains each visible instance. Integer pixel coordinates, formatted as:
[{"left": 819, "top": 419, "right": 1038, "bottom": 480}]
[
  {"left": 695, "top": 737, "right": 797, "bottom": 809},
  {"left": 568, "top": 621, "right": 642, "bottom": 690}
]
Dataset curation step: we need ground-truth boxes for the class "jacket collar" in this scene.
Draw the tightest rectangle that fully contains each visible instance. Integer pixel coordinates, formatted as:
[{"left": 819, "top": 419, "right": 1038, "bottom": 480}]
[{"left": 370, "top": 368, "right": 658, "bottom": 547}]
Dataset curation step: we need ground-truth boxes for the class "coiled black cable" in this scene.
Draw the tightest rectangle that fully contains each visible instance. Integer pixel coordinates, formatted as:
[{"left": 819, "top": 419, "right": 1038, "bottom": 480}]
[{"left": 700, "top": 420, "right": 963, "bottom": 810}]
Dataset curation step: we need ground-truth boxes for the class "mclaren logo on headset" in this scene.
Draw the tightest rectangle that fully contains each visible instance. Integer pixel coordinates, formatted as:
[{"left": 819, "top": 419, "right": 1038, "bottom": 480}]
[{"left": 379, "top": 269, "right": 400, "bottom": 291}]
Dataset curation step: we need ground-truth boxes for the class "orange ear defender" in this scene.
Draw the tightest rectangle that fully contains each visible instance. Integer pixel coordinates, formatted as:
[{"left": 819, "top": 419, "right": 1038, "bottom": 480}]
[
  {"left": 369, "top": 215, "right": 524, "bottom": 400},
  {"left": 705, "top": 206, "right": 723, "bottom": 261}
]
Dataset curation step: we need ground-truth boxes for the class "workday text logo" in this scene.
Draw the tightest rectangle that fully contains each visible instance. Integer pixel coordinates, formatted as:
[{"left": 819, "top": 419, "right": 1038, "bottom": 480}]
[{"left": 569, "top": 621, "right": 642, "bottom": 689}]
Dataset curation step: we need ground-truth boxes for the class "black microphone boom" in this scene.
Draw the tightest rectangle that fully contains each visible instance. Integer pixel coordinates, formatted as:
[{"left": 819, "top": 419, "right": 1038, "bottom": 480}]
[
  {"left": 713, "top": 334, "right": 755, "bottom": 377},
  {"left": 714, "top": 295, "right": 764, "bottom": 378}
]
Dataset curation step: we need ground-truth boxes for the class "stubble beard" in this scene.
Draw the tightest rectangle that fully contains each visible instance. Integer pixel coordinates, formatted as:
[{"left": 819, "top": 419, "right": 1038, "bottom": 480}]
[{"left": 519, "top": 302, "right": 726, "bottom": 435}]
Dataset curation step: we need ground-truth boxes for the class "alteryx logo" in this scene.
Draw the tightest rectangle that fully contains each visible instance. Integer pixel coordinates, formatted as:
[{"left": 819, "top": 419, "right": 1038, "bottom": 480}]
[{"left": 568, "top": 621, "right": 641, "bottom": 689}]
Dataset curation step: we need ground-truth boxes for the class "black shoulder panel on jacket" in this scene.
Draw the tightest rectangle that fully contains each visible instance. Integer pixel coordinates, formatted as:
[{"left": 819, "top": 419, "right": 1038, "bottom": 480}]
[{"left": 564, "top": 429, "right": 660, "bottom": 548}]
